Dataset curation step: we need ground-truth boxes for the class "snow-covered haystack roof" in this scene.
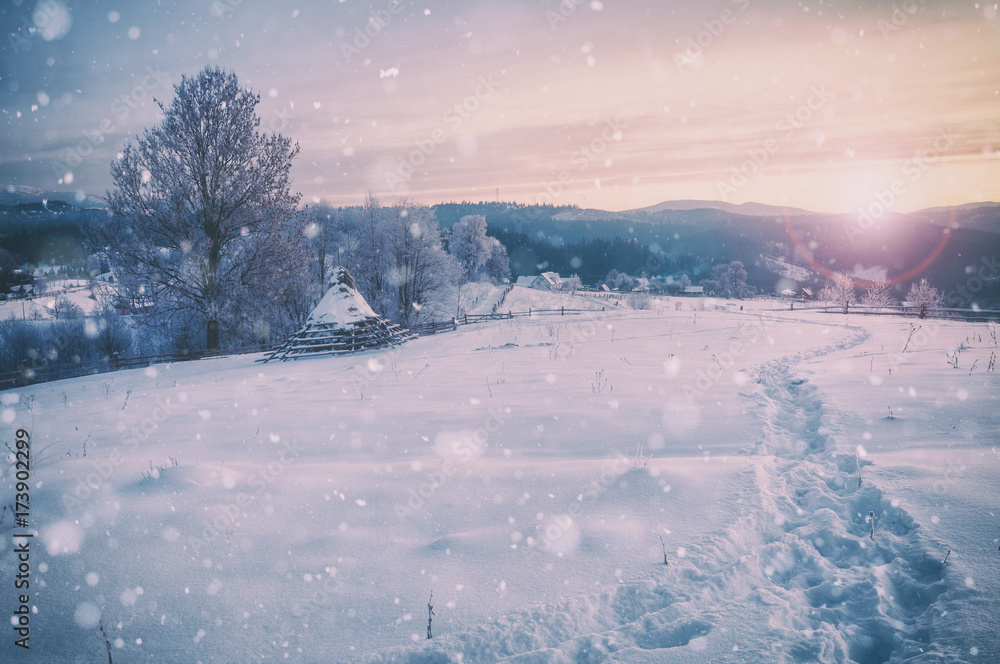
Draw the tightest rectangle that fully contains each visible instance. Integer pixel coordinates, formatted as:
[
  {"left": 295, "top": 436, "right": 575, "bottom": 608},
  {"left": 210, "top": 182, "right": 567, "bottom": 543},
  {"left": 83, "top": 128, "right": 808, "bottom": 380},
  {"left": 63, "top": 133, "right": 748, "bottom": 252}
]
[
  {"left": 260, "top": 267, "right": 415, "bottom": 363},
  {"left": 307, "top": 266, "right": 377, "bottom": 326}
]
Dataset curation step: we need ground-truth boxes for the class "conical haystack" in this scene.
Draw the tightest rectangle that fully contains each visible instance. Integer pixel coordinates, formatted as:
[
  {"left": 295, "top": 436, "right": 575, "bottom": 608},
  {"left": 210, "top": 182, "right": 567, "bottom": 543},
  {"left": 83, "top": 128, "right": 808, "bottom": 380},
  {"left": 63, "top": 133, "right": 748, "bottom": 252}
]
[{"left": 261, "top": 267, "right": 415, "bottom": 362}]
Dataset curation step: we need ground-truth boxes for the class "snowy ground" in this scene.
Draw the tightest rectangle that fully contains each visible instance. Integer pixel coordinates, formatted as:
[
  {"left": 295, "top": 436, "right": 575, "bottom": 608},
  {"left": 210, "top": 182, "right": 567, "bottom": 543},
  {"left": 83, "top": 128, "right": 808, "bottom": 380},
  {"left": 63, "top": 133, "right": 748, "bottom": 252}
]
[
  {"left": 1, "top": 294, "right": 998, "bottom": 663},
  {"left": 0, "top": 279, "right": 99, "bottom": 321}
]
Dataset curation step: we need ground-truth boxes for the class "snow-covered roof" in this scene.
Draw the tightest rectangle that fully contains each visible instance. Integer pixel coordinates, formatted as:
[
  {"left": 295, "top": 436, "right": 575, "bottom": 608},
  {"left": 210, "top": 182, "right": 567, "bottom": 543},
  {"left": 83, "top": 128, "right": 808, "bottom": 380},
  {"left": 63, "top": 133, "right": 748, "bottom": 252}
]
[
  {"left": 540, "top": 272, "right": 561, "bottom": 286},
  {"left": 307, "top": 267, "right": 377, "bottom": 326},
  {"left": 515, "top": 276, "right": 536, "bottom": 286}
]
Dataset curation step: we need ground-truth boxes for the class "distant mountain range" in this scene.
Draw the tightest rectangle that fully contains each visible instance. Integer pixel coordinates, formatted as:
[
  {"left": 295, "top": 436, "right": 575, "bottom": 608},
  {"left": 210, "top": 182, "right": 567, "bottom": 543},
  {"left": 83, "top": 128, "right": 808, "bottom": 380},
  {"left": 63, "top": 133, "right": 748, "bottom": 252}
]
[
  {"left": 0, "top": 184, "right": 106, "bottom": 208},
  {"left": 3, "top": 184, "right": 998, "bottom": 305},
  {"left": 626, "top": 199, "right": 824, "bottom": 218},
  {"left": 437, "top": 198, "right": 1000, "bottom": 305},
  {"left": 3, "top": 182, "right": 996, "bottom": 227}
]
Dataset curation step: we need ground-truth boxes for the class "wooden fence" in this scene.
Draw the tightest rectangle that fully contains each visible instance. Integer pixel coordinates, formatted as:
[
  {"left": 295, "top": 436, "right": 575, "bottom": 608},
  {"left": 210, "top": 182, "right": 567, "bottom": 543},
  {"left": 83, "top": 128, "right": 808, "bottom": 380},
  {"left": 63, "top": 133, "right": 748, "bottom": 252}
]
[
  {"left": 0, "top": 343, "right": 275, "bottom": 390},
  {"left": 7, "top": 299, "right": 999, "bottom": 391},
  {"left": 782, "top": 304, "right": 1000, "bottom": 322},
  {"left": 0, "top": 307, "right": 605, "bottom": 388},
  {"left": 410, "top": 307, "right": 600, "bottom": 336}
]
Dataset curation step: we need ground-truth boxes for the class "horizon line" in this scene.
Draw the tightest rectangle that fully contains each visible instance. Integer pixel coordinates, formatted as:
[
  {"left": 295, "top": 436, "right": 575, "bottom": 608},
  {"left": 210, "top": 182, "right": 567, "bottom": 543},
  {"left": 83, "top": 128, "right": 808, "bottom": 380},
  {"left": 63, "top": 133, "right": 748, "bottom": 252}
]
[{"left": 3, "top": 182, "right": 999, "bottom": 218}]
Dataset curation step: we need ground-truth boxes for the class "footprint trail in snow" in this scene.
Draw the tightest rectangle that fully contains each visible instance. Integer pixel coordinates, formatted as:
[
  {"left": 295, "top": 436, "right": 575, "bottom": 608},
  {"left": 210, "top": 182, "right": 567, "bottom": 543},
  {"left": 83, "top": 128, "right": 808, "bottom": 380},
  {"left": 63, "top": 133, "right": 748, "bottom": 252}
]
[{"left": 365, "top": 326, "right": 959, "bottom": 664}]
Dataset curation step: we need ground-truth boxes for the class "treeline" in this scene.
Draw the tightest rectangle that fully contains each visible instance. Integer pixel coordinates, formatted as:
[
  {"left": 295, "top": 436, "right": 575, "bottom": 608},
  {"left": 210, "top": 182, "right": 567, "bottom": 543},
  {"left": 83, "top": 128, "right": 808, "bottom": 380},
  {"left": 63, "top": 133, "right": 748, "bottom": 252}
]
[
  {"left": 0, "top": 309, "right": 133, "bottom": 376},
  {"left": 301, "top": 196, "right": 508, "bottom": 332},
  {"left": 0, "top": 205, "right": 103, "bottom": 266},
  {"left": 432, "top": 201, "right": 576, "bottom": 230},
  {"left": 489, "top": 227, "right": 704, "bottom": 283}
]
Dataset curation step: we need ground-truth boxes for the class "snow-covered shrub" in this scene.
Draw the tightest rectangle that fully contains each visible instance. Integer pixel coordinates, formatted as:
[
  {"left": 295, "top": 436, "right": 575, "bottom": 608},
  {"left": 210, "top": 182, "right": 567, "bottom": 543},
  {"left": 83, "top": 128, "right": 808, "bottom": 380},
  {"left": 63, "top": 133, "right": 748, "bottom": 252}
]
[{"left": 628, "top": 293, "right": 653, "bottom": 310}]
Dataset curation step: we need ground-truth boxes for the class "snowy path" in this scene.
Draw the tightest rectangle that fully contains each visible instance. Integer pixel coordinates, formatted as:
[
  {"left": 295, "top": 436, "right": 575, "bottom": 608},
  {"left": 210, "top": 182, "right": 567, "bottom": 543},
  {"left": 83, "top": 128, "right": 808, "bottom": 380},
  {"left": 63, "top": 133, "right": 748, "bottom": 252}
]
[{"left": 365, "top": 324, "right": 959, "bottom": 663}]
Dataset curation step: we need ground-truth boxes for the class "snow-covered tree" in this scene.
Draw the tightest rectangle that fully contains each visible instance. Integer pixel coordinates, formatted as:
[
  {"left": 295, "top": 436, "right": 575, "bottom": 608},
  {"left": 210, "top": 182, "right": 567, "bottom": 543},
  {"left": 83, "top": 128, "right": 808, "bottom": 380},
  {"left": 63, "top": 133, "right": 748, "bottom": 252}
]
[
  {"left": 861, "top": 278, "right": 896, "bottom": 311},
  {"left": 484, "top": 241, "right": 511, "bottom": 284},
  {"left": 605, "top": 269, "right": 638, "bottom": 292},
  {"left": 819, "top": 271, "right": 857, "bottom": 313},
  {"left": 562, "top": 274, "right": 583, "bottom": 292},
  {"left": 302, "top": 202, "right": 332, "bottom": 291},
  {"left": 385, "top": 203, "right": 458, "bottom": 326},
  {"left": 351, "top": 192, "right": 394, "bottom": 313},
  {"left": 906, "top": 278, "right": 942, "bottom": 318},
  {"left": 701, "top": 261, "right": 755, "bottom": 299},
  {"left": 92, "top": 306, "right": 134, "bottom": 360},
  {"left": 51, "top": 296, "right": 83, "bottom": 319},
  {"left": 97, "top": 66, "right": 302, "bottom": 351},
  {"left": 449, "top": 215, "right": 493, "bottom": 283}
]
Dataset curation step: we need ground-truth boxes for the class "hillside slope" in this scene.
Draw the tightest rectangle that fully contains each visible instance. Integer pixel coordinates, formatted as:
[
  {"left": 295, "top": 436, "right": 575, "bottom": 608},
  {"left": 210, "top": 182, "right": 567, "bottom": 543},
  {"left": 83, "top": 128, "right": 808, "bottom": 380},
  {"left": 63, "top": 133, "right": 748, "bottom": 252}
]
[{"left": 1, "top": 293, "right": 997, "bottom": 663}]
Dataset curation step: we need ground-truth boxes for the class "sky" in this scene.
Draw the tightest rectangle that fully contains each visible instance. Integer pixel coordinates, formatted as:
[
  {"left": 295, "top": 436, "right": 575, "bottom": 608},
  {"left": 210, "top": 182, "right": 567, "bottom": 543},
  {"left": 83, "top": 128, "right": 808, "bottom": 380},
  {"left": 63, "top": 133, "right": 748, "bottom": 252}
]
[{"left": 1, "top": 0, "right": 999, "bottom": 214}]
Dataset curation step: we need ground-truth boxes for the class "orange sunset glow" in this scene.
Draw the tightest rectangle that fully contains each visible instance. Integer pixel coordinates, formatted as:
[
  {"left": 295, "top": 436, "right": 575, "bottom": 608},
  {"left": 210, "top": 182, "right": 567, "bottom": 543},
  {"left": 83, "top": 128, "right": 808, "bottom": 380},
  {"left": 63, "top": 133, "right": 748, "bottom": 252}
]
[{"left": 1, "top": 0, "right": 998, "bottom": 213}]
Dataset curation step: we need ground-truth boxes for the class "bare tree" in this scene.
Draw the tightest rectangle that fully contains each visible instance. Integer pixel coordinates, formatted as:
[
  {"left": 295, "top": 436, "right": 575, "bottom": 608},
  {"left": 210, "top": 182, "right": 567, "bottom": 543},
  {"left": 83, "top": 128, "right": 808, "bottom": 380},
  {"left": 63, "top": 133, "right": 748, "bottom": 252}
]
[
  {"left": 387, "top": 203, "right": 458, "bottom": 326},
  {"left": 93, "top": 306, "right": 134, "bottom": 361},
  {"left": 351, "top": 192, "right": 394, "bottom": 314},
  {"left": 97, "top": 66, "right": 302, "bottom": 351},
  {"left": 861, "top": 278, "right": 896, "bottom": 311},
  {"left": 51, "top": 296, "right": 84, "bottom": 319},
  {"left": 819, "top": 271, "right": 856, "bottom": 313},
  {"left": 906, "top": 278, "right": 943, "bottom": 318},
  {"left": 701, "top": 261, "right": 756, "bottom": 299}
]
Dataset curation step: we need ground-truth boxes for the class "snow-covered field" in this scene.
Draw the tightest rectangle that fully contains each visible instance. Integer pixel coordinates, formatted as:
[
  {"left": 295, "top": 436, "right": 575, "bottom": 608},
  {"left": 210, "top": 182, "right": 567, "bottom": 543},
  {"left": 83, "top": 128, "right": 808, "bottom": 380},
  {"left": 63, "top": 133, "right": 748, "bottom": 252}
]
[
  {"left": 0, "top": 280, "right": 99, "bottom": 321},
  {"left": 1, "top": 294, "right": 998, "bottom": 663}
]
